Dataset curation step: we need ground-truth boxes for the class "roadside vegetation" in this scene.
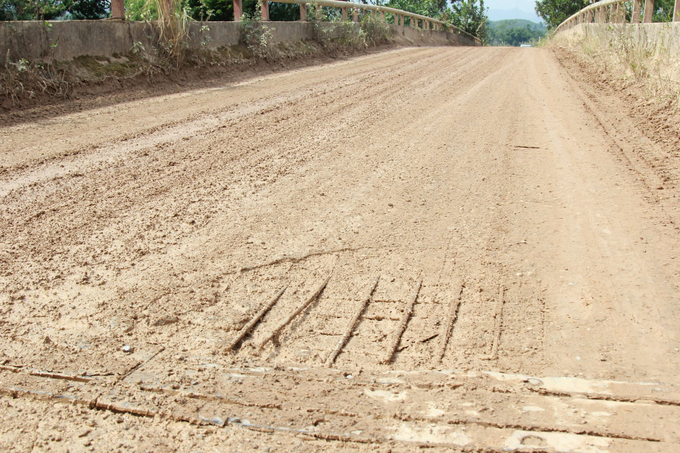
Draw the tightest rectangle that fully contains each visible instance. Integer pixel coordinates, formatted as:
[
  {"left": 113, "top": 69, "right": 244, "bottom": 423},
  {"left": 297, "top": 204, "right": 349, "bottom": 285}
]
[
  {"left": 1, "top": 0, "right": 488, "bottom": 109},
  {"left": 1, "top": 0, "right": 488, "bottom": 43},
  {"left": 551, "top": 26, "right": 680, "bottom": 107},
  {"left": 542, "top": 0, "right": 679, "bottom": 109}
]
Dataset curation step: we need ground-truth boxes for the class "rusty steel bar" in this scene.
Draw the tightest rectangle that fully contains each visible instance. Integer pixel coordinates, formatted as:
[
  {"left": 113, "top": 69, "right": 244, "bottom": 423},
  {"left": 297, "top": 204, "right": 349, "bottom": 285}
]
[
  {"left": 224, "top": 287, "right": 287, "bottom": 353},
  {"left": 325, "top": 276, "right": 379, "bottom": 367},
  {"left": 383, "top": 279, "right": 422, "bottom": 365},
  {"left": 258, "top": 274, "right": 332, "bottom": 349}
]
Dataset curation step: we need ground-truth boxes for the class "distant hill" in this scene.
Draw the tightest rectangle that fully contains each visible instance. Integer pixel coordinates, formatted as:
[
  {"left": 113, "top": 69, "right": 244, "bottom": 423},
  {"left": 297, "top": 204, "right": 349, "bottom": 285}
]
[
  {"left": 487, "top": 7, "right": 542, "bottom": 23},
  {"left": 488, "top": 19, "right": 547, "bottom": 32},
  {"left": 487, "top": 20, "right": 547, "bottom": 47}
]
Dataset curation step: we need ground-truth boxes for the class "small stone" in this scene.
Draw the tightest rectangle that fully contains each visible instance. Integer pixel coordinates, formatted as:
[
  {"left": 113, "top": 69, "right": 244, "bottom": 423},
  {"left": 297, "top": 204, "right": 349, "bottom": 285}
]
[
  {"left": 122, "top": 345, "right": 133, "bottom": 353},
  {"left": 153, "top": 315, "right": 179, "bottom": 326}
]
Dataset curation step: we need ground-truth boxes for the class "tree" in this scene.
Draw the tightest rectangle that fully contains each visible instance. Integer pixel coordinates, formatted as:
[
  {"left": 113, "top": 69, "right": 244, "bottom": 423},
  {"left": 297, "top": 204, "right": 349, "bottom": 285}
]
[
  {"left": 446, "top": 0, "right": 487, "bottom": 42},
  {"left": 1, "top": 0, "right": 68, "bottom": 19},
  {"left": 487, "top": 20, "right": 545, "bottom": 46},
  {"left": 534, "top": 0, "right": 589, "bottom": 30},
  {"left": 387, "top": 0, "right": 445, "bottom": 19},
  {"left": 653, "top": 0, "right": 676, "bottom": 21},
  {"left": 0, "top": 0, "right": 109, "bottom": 20},
  {"left": 69, "top": 0, "right": 109, "bottom": 19}
]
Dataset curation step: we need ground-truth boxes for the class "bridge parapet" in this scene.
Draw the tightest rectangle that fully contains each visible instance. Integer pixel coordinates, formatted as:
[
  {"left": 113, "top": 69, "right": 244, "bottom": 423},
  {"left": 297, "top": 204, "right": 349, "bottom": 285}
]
[{"left": 555, "top": 0, "right": 680, "bottom": 34}]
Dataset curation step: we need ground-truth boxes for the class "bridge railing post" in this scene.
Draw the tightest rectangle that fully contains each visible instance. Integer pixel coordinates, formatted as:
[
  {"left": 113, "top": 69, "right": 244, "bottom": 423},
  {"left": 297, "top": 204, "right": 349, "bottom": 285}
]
[
  {"left": 300, "top": 3, "right": 306, "bottom": 21},
  {"left": 643, "top": 0, "right": 654, "bottom": 22},
  {"left": 618, "top": 2, "right": 626, "bottom": 23},
  {"left": 110, "top": 0, "right": 124, "bottom": 19},
  {"left": 341, "top": 7, "right": 347, "bottom": 21},
  {"left": 632, "top": 0, "right": 642, "bottom": 23},
  {"left": 612, "top": 3, "right": 619, "bottom": 23},
  {"left": 674, "top": 0, "right": 680, "bottom": 21},
  {"left": 261, "top": 0, "right": 269, "bottom": 21},
  {"left": 233, "top": 0, "right": 243, "bottom": 21}
]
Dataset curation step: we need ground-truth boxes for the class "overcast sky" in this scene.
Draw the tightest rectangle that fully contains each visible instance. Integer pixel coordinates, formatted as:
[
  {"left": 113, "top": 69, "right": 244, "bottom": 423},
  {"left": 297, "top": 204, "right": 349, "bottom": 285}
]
[
  {"left": 484, "top": 0, "right": 535, "bottom": 10},
  {"left": 484, "top": 0, "right": 542, "bottom": 22}
]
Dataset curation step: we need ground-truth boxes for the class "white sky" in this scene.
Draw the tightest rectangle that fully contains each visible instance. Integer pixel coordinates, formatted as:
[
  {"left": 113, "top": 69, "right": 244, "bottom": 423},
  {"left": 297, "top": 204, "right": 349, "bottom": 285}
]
[
  {"left": 484, "top": 0, "right": 536, "bottom": 11},
  {"left": 483, "top": 0, "right": 542, "bottom": 22}
]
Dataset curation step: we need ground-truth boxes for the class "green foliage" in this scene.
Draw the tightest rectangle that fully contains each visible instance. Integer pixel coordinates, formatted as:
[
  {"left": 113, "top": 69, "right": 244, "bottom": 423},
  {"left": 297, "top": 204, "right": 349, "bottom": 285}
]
[
  {"left": 360, "top": 9, "right": 390, "bottom": 45},
  {"left": 535, "top": 0, "right": 589, "bottom": 30},
  {"left": 535, "top": 0, "right": 675, "bottom": 29},
  {"left": 386, "top": 0, "right": 443, "bottom": 19},
  {"left": 653, "top": 0, "right": 675, "bottom": 22},
  {"left": 1, "top": 0, "right": 66, "bottom": 20},
  {"left": 124, "top": 0, "right": 157, "bottom": 20},
  {"left": 238, "top": 0, "right": 273, "bottom": 57},
  {"left": 385, "top": 0, "right": 488, "bottom": 40},
  {"left": 305, "top": 2, "right": 390, "bottom": 50},
  {"left": 444, "top": 0, "right": 487, "bottom": 42},
  {"left": 487, "top": 19, "right": 545, "bottom": 46},
  {"left": 181, "top": 0, "right": 298, "bottom": 22},
  {"left": 155, "top": 0, "right": 192, "bottom": 66},
  {"left": 0, "top": 0, "right": 109, "bottom": 20},
  {"left": 268, "top": 2, "right": 299, "bottom": 21},
  {"left": 69, "top": 0, "right": 108, "bottom": 18}
]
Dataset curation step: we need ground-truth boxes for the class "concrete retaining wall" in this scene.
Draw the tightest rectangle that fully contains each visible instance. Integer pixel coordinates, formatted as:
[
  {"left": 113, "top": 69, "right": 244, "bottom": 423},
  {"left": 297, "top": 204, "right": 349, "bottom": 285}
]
[{"left": 0, "top": 19, "right": 477, "bottom": 66}]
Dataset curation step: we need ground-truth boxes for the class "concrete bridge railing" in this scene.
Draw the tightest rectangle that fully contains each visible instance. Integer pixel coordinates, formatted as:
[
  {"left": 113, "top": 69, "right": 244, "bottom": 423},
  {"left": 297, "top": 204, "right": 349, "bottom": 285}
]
[
  {"left": 555, "top": 0, "right": 680, "bottom": 34},
  {"left": 110, "top": 0, "right": 480, "bottom": 45},
  {"left": 245, "top": 0, "right": 476, "bottom": 42}
]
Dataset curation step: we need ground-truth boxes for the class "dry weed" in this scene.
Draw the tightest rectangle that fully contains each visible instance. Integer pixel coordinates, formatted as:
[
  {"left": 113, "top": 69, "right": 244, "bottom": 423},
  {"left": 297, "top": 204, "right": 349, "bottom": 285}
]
[{"left": 550, "top": 24, "right": 680, "bottom": 105}]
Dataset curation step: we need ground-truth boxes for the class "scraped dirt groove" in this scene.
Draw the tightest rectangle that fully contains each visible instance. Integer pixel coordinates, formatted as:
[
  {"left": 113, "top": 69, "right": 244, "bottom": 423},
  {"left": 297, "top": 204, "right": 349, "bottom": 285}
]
[{"left": 2, "top": 47, "right": 680, "bottom": 451}]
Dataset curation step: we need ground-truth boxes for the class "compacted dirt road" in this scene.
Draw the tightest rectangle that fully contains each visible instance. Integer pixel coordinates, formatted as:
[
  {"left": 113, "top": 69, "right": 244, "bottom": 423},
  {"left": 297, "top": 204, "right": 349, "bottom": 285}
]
[{"left": 2, "top": 47, "right": 680, "bottom": 451}]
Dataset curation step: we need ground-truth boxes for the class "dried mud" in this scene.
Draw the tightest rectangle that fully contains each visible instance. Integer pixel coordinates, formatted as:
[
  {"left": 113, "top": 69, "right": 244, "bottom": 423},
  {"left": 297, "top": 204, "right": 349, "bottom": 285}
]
[{"left": 1, "top": 46, "right": 680, "bottom": 451}]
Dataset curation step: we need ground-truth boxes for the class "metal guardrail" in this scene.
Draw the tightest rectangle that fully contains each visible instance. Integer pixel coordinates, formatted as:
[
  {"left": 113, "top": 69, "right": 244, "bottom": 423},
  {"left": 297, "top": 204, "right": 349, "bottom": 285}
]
[
  {"left": 555, "top": 0, "right": 680, "bottom": 33},
  {"left": 233, "top": 0, "right": 481, "bottom": 44}
]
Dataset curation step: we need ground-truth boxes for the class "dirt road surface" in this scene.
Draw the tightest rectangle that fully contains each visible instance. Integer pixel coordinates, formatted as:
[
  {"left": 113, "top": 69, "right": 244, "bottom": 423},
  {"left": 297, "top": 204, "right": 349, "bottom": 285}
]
[{"left": 2, "top": 47, "right": 680, "bottom": 452}]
